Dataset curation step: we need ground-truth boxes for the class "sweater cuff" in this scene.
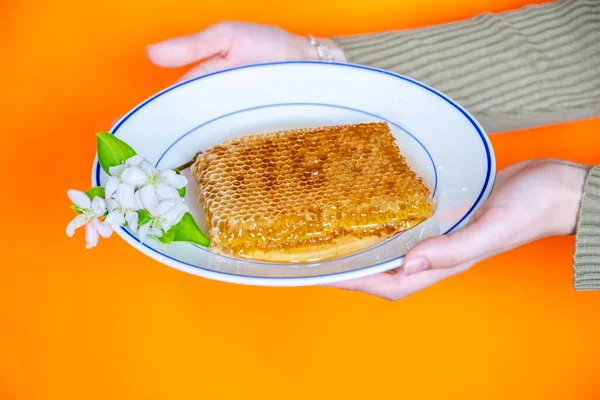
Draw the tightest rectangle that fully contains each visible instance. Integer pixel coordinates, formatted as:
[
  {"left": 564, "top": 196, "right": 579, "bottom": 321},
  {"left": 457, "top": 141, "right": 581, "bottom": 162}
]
[{"left": 574, "top": 166, "right": 600, "bottom": 290}]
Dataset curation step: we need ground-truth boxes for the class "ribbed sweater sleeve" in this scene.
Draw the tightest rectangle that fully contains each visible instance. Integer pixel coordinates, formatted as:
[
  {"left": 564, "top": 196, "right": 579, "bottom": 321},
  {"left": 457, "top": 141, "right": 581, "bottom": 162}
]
[{"left": 332, "top": 0, "right": 600, "bottom": 134}]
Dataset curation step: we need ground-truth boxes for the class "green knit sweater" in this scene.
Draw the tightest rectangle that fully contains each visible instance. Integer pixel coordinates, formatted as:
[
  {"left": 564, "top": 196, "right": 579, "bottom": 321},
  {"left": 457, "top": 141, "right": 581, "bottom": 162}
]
[{"left": 333, "top": 0, "right": 600, "bottom": 290}]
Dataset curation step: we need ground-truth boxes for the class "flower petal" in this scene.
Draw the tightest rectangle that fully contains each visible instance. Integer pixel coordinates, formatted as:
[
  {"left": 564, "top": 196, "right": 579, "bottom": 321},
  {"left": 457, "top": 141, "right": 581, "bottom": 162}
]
[
  {"left": 155, "top": 183, "right": 180, "bottom": 200},
  {"left": 138, "top": 222, "right": 151, "bottom": 242},
  {"left": 95, "top": 219, "right": 114, "bottom": 238},
  {"left": 154, "top": 199, "right": 179, "bottom": 216},
  {"left": 105, "top": 176, "right": 120, "bottom": 200},
  {"left": 85, "top": 219, "right": 99, "bottom": 249},
  {"left": 68, "top": 189, "right": 91, "bottom": 209},
  {"left": 109, "top": 163, "right": 126, "bottom": 177},
  {"left": 121, "top": 166, "right": 148, "bottom": 186},
  {"left": 66, "top": 214, "right": 88, "bottom": 237},
  {"left": 125, "top": 155, "right": 145, "bottom": 167},
  {"left": 160, "top": 169, "right": 187, "bottom": 189},
  {"left": 137, "top": 185, "right": 160, "bottom": 215},
  {"left": 134, "top": 190, "right": 144, "bottom": 210},
  {"left": 116, "top": 183, "right": 138, "bottom": 210},
  {"left": 125, "top": 211, "right": 139, "bottom": 234},
  {"left": 160, "top": 204, "right": 187, "bottom": 231},
  {"left": 106, "top": 198, "right": 118, "bottom": 213},
  {"left": 139, "top": 160, "right": 156, "bottom": 175},
  {"left": 149, "top": 227, "right": 163, "bottom": 238},
  {"left": 91, "top": 197, "right": 107, "bottom": 216},
  {"left": 105, "top": 209, "right": 125, "bottom": 228}
]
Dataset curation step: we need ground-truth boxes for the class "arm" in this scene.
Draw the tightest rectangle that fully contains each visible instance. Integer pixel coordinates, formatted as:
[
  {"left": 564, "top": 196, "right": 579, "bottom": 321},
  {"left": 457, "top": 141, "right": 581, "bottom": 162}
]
[{"left": 332, "top": 0, "right": 600, "bottom": 134}]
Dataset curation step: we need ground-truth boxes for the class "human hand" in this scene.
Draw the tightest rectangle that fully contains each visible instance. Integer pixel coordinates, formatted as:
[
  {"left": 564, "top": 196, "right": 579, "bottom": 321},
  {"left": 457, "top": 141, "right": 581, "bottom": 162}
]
[
  {"left": 327, "top": 159, "right": 590, "bottom": 300},
  {"left": 146, "top": 22, "right": 346, "bottom": 82}
]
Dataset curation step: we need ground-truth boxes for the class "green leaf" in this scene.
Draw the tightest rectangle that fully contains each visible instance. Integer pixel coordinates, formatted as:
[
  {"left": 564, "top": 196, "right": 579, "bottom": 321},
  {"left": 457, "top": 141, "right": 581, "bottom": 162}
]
[
  {"left": 174, "top": 169, "right": 186, "bottom": 197},
  {"left": 71, "top": 204, "right": 83, "bottom": 214},
  {"left": 85, "top": 186, "right": 105, "bottom": 200},
  {"left": 136, "top": 209, "right": 152, "bottom": 227},
  {"left": 96, "top": 131, "right": 137, "bottom": 174},
  {"left": 155, "top": 227, "right": 176, "bottom": 244},
  {"left": 171, "top": 213, "right": 210, "bottom": 247}
]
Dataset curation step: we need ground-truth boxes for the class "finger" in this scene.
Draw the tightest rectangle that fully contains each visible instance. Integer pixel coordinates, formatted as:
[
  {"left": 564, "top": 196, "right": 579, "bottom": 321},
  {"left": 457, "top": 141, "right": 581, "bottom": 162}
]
[
  {"left": 146, "top": 24, "right": 232, "bottom": 68},
  {"left": 175, "top": 56, "right": 232, "bottom": 82},
  {"left": 404, "top": 213, "right": 502, "bottom": 272},
  {"left": 325, "top": 263, "right": 466, "bottom": 301},
  {"left": 325, "top": 272, "right": 399, "bottom": 297}
]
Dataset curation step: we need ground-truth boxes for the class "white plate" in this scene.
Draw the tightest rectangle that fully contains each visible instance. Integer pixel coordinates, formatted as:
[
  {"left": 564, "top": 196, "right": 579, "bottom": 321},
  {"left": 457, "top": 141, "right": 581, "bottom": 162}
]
[{"left": 94, "top": 61, "right": 495, "bottom": 286}]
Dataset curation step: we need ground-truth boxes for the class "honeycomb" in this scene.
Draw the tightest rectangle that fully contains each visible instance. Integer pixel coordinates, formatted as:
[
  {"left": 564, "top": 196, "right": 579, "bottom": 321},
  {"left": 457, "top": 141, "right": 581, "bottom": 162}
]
[{"left": 191, "top": 122, "right": 434, "bottom": 262}]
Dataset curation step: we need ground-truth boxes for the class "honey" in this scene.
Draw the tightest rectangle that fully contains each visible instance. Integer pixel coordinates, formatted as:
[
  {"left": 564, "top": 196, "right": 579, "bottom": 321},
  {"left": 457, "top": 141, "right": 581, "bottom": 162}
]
[{"left": 191, "top": 122, "right": 434, "bottom": 262}]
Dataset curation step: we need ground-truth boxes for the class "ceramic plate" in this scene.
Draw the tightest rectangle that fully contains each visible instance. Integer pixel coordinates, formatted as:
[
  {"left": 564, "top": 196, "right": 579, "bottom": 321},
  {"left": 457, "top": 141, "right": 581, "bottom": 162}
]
[{"left": 94, "top": 61, "right": 495, "bottom": 286}]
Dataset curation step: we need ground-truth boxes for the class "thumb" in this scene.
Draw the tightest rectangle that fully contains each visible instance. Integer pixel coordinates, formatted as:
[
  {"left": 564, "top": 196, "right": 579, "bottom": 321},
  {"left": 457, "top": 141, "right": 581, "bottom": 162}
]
[
  {"left": 175, "top": 56, "right": 232, "bottom": 83},
  {"left": 403, "top": 214, "right": 500, "bottom": 275},
  {"left": 146, "top": 24, "right": 232, "bottom": 68}
]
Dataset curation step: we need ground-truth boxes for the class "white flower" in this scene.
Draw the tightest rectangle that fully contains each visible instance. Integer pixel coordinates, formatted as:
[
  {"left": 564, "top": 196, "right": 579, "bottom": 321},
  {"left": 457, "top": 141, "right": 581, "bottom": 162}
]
[
  {"left": 104, "top": 184, "right": 139, "bottom": 228},
  {"left": 125, "top": 210, "right": 161, "bottom": 242},
  {"left": 135, "top": 185, "right": 160, "bottom": 215},
  {"left": 105, "top": 155, "right": 186, "bottom": 210},
  {"left": 121, "top": 163, "right": 187, "bottom": 201},
  {"left": 151, "top": 198, "right": 188, "bottom": 232},
  {"left": 66, "top": 189, "right": 113, "bottom": 249},
  {"left": 127, "top": 197, "right": 188, "bottom": 242},
  {"left": 108, "top": 155, "right": 147, "bottom": 177},
  {"left": 105, "top": 155, "right": 151, "bottom": 199}
]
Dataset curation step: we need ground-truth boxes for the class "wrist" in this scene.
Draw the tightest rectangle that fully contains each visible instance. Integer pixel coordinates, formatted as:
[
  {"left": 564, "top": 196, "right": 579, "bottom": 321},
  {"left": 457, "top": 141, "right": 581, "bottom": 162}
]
[
  {"left": 296, "top": 35, "right": 347, "bottom": 62},
  {"left": 319, "top": 38, "right": 347, "bottom": 62}
]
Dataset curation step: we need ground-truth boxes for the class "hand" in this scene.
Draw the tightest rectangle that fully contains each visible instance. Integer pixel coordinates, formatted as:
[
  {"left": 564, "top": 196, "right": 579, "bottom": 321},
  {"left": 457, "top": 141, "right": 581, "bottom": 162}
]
[
  {"left": 146, "top": 22, "right": 346, "bottom": 82},
  {"left": 328, "top": 159, "right": 590, "bottom": 300}
]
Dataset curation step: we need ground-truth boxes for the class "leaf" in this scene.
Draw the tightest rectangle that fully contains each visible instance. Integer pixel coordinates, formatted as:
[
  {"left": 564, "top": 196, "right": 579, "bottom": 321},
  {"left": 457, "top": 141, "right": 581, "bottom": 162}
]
[
  {"left": 96, "top": 132, "right": 137, "bottom": 174},
  {"left": 174, "top": 169, "right": 186, "bottom": 197},
  {"left": 136, "top": 209, "right": 152, "bottom": 227},
  {"left": 85, "top": 186, "right": 105, "bottom": 200},
  {"left": 155, "top": 227, "right": 176, "bottom": 244},
  {"left": 171, "top": 213, "right": 210, "bottom": 247},
  {"left": 71, "top": 204, "right": 83, "bottom": 214}
]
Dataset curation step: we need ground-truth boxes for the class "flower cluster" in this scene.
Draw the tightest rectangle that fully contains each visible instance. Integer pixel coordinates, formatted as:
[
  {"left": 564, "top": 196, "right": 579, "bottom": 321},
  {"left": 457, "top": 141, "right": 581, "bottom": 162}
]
[{"left": 67, "top": 155, "right": 188, "bottom": 249}]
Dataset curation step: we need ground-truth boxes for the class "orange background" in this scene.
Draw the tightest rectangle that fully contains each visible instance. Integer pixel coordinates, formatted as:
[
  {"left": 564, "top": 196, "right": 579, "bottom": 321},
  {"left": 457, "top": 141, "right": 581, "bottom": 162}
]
[{"left": 2, "top": 0, "right": 600, "bottom": 399}]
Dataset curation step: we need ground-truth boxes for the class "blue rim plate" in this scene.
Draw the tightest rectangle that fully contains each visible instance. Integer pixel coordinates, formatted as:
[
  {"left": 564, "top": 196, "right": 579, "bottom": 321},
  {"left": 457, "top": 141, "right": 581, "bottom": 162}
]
[{"left": 93, "top": 61, "right": 495, "bottom": 286}]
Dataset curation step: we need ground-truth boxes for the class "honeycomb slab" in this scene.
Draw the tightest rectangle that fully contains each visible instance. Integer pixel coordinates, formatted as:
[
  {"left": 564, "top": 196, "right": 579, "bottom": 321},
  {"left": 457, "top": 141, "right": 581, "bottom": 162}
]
[{"left": 191, "top": 122, "right": 434, "bottom": 262}]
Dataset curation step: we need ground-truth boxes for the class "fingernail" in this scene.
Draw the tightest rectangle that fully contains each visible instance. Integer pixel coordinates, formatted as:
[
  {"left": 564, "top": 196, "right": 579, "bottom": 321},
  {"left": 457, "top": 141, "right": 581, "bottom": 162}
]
[{"left": 403, "top": 257, "right": 429, "bottom": 276}]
